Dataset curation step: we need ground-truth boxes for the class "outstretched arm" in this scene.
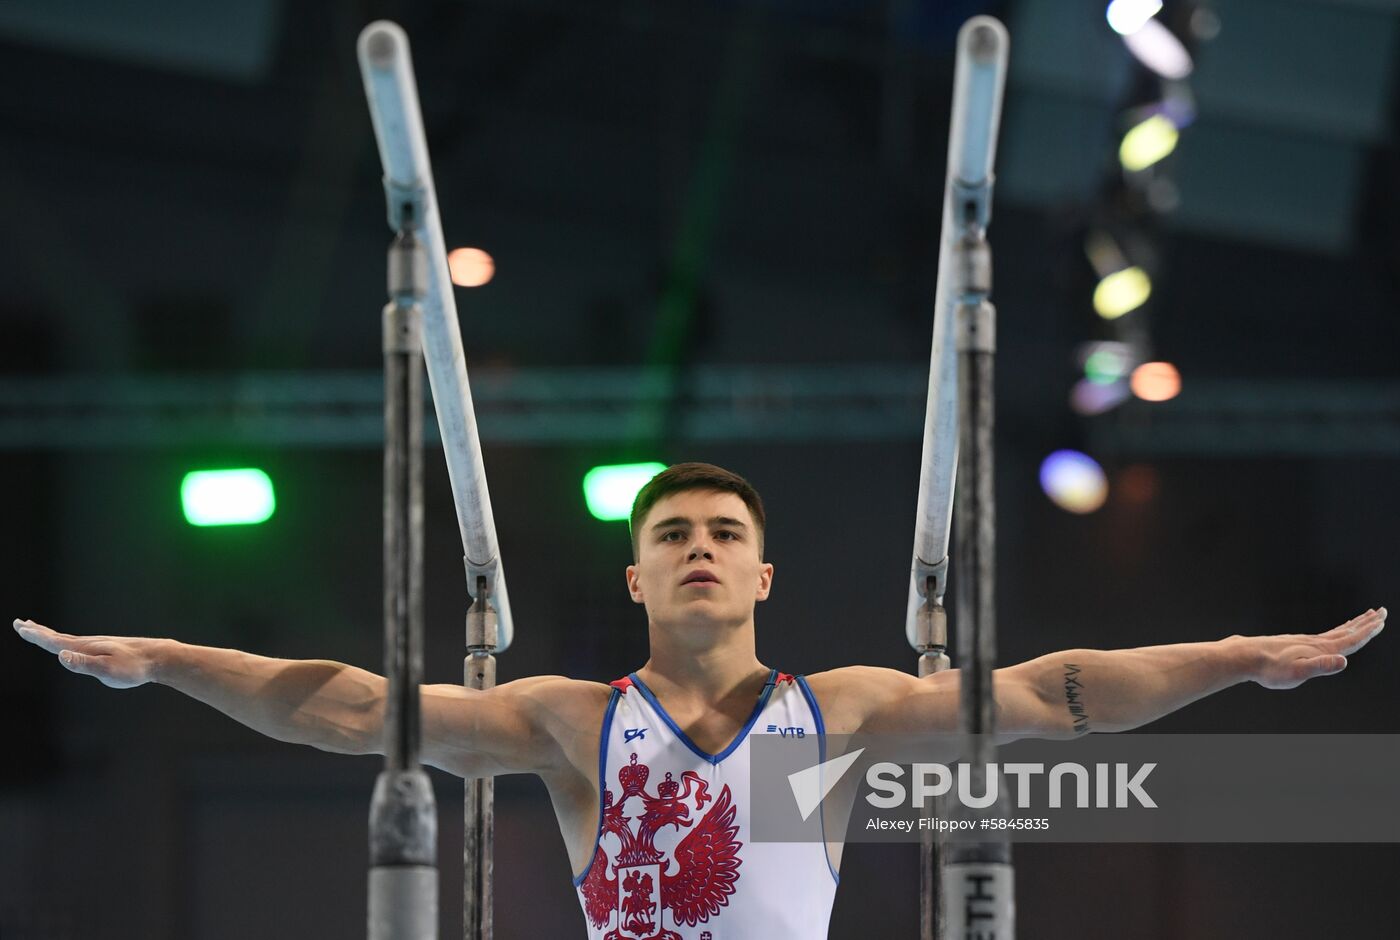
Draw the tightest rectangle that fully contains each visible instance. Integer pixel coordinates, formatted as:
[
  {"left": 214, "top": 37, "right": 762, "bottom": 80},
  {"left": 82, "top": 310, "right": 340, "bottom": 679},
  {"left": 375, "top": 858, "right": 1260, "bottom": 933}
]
[
  {"left": 12, "top": 618, "right": 606, "bottom": 779},
  {"left": 817, "top": 608, "right": 1386, "bottom": 738},
  {"left": 997, "top": 606, "right": 1385, "bottom": 737}
]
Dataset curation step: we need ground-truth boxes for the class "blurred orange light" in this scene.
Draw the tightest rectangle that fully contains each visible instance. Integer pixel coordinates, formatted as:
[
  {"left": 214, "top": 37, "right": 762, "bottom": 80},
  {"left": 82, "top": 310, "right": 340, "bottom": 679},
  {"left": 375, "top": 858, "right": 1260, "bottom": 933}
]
[
  {"left": 448, "top": 247, "right": 495, "bottom": 287},
  {"left": 1116, "top": 464, "right": 1160, "bottom": 505},
  {"left": 1130, "top": 361, "right": 1180, "bottom": 402}
]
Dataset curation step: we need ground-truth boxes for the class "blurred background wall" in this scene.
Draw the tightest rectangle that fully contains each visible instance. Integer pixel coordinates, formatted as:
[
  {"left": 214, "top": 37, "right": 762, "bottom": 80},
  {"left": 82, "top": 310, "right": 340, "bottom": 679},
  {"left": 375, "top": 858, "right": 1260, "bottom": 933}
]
[{"left": 1, "top": 0, "right": 1397, "bottom": 937}]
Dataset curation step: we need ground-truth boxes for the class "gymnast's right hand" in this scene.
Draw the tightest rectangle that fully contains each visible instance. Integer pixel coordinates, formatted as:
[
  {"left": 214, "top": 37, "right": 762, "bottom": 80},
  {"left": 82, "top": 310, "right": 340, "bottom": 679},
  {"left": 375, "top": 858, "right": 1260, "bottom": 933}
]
[{"left": 13, "top": 618, "right": 160, "bottom": 689}]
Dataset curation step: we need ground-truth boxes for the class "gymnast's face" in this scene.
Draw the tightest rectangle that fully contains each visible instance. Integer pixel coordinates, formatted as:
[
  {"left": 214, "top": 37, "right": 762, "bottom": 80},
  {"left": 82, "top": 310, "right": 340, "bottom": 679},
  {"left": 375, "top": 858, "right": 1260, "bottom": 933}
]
[{"left": 625, "top": 489, "right": 773, "bottom": 630}]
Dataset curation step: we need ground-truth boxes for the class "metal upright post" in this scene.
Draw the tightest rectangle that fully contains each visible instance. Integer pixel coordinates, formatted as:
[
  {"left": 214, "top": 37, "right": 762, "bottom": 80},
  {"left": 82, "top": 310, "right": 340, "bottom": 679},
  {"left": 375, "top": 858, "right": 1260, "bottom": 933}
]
[
  {"left": 915, "top": 585, "right": 950, "bottom": 940},
  {"left": 357, "top": 23, "right": 517, "bottom": 937},
  {"left": 945, "top": 220, "right": 1014, "bottom": 937},
  {"left": 906, "top": 16, "right": 1009, "bottom": 939},
  {"left": 368, "top": 220, "right": 438, "bottom": 940},
  {"left": 463, "top": 575, "right": 498, "bottom": 939}
]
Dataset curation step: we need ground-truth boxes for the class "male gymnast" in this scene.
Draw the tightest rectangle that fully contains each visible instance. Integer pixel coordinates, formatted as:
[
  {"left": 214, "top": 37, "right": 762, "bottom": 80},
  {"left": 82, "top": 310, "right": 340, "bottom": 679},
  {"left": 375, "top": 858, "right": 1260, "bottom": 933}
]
[{"left": 13, "top": 462, "right": 1386, "bottom": 938}]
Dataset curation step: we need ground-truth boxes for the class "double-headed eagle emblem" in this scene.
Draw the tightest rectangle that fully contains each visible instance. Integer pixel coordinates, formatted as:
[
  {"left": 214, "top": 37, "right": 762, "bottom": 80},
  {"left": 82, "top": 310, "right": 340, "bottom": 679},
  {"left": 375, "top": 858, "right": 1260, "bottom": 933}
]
[{"left": 580, "top": 753, "right": 743, "bottom": 939}]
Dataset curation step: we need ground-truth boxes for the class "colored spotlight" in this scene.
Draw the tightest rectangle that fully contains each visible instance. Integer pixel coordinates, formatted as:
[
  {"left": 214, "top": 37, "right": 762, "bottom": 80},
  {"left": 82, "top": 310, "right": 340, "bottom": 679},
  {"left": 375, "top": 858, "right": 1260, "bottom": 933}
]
[
  {"left": 1040, "top": 450, "right": 1109, "bottom": 515},
  {"left": 1081, "top": 341, "right": 1133, "bottom": 385},
  {"left": 1093, "top": 266, "right": 1152, "bottom": 319},
  {"left": 1106, "top": 0, "right": 1162, "bottom": 36},
  {"left": 1116, "top": 464, "right": 1160, "bottom": 506},
  {"left": 583, "top": 462, "right": 668, "bottom": 522},
  {"left": 1131, "top": 361, "right": 1181, "bottom": 401},
  {"left": 447, "top": 247, "right": 495, "bottom": 287},
  {"left": 1084, "top": 230, "right": 1128, "bottom": 279},
  {"left": 1120, "top": 114, "right": 1179, "bottom": 172},
  {"left": 1071, "top": 378, "right": 1131, "bottom": 416},
  {"left": 181, "top": 469, "right": 275, "bottom": 526},
  {"left": 1085, "top": 351, "right": 1122, "bottom": 383},
  {"left": 1123, "top": 18, "right": 1193, "bottom": 79}
]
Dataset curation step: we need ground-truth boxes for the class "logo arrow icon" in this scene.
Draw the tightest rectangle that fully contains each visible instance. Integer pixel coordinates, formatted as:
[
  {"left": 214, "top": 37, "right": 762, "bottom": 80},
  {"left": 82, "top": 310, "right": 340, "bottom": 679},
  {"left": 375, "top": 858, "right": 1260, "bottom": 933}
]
[{"left": 787, "top": 748, "right": 866, "bottom": 821}]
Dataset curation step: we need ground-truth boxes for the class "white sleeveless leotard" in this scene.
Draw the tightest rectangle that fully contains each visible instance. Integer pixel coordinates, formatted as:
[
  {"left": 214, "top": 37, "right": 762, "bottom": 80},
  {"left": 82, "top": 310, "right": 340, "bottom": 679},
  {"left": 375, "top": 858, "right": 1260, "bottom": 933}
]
[{"left": 573, "top": 670, "right": 839, "bottom": 939}]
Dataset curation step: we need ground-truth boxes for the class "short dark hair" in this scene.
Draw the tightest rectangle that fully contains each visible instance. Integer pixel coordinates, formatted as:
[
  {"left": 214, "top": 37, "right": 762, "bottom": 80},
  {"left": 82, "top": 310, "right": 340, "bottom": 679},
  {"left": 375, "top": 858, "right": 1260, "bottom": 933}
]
[{"left": 629, "top": 462, "right": 767, "bottom": 560}]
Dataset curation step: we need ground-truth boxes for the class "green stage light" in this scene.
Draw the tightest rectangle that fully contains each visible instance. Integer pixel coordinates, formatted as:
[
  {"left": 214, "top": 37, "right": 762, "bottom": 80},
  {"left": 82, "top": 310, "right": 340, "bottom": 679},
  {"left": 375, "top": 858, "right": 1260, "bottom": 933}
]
[
  {"left": 181, "top": 469, "right": 276, "bottom": 526},
  {"left": 1085, "top": 348, "right": 1129, "bottom": 385},
  {"left": 583, "top": 463, "right": 667, "bottom": 522}
]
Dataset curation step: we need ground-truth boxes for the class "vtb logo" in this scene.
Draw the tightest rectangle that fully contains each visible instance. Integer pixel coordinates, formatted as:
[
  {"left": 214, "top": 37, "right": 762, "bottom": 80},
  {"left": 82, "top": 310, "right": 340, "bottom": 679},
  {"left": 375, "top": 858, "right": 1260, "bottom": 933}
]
[{"left": 767, "top": 725, "right": 806, "bottom": 738}]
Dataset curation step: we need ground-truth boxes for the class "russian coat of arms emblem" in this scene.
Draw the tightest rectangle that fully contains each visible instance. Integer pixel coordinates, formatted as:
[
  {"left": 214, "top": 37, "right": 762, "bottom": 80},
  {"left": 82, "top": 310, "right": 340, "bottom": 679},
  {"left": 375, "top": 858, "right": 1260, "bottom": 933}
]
[{"left": 580, "top": 753, "right": 743, "bottom": 939}]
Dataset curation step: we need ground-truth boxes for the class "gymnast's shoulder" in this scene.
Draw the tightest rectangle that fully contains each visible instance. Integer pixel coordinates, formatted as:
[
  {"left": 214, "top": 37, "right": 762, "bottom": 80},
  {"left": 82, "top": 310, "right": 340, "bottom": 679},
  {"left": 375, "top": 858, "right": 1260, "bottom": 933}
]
[
  {"left": 798, "top": 666, "right": 955, "bottom": 735},
  {"left": 418, "top": 675, "right": 612, "bottom": 777}
]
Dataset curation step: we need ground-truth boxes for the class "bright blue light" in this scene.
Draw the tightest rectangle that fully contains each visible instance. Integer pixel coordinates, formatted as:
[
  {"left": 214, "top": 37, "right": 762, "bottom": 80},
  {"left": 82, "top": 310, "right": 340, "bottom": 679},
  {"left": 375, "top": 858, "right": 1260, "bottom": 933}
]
[{"left": 1039, "top": 450, "right": 1109, "bottom": 514}]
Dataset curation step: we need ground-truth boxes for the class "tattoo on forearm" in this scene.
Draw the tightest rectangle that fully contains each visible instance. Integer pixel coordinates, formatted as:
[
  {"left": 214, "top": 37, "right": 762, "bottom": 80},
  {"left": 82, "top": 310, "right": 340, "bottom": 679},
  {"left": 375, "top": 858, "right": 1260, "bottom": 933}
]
[{"left": 1063, "top": 664, "right": 1090, "bottom": 734}]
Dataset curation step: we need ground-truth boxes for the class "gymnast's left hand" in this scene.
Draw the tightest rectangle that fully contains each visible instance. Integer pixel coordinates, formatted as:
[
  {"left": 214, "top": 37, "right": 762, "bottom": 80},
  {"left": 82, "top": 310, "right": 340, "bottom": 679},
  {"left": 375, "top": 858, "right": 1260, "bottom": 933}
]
[
  {"left": 12, "top": 619, "right": 159, "bottom": 689},
  {"left": 1241, "top": 607, "right": 1386, "bottom": 690}
]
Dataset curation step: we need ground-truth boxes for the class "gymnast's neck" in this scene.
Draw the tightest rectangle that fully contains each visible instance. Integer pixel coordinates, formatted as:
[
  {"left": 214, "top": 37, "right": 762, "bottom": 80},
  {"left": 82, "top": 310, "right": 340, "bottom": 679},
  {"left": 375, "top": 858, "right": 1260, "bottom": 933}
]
[{"left": 636, "top": 615, "right": 770, "bottom": 705}]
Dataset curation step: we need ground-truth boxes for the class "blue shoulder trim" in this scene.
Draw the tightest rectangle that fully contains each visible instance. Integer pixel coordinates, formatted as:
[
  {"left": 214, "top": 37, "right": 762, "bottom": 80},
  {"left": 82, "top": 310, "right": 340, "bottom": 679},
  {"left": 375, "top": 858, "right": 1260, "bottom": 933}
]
[
  {"left": 628, "top": 668, "right": 779, "bottom": 766},
  {"left": 571, "top": 686, "right": 621, "bottom": 887},
  {"left": 796, "top": 675, "right": 840, "bottom": 886}
]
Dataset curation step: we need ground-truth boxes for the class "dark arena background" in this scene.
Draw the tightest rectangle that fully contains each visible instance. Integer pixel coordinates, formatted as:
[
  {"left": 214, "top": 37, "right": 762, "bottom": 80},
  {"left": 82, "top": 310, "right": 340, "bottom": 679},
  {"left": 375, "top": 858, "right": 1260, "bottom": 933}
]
[{"left": 2, "top": 0, "right": 1399, "bottom": 938}]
